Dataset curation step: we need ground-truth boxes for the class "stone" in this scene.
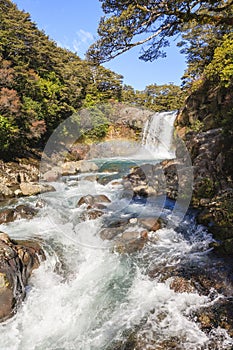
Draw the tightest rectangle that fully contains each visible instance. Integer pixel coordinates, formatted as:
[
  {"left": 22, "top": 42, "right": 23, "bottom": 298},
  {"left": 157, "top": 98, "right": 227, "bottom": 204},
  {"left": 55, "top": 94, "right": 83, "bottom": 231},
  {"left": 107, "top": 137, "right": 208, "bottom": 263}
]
[
  {"left": 61, "top": 161, "right": 79, "bottom": 176},
  {"left": 0, "top": 205, "right": 38, "bottom": 225},
  {"left": 77, "top": 194, "right": 111, "bottom": 207},
  {"left": 114, "top": 230, "right": 148, "bottom": 254},
  {"left": 20, "top": 182, "right": 55, "bottom": 196},
  {"left": 170, "top": 277, "right": 195, "bottom": 293},
  {"left": 0, "top": 232, "right": 45, "bottom": 321},
  {"left": 0, "top": 209, "right": 14, "bottom": 224},
  {"left": 80, "top": 209, "right": 104, "bottom": 221},
  {"left": 137, "top": 217, "right": 162, "bottom": 231},
  {"left": 76, "top": 160, "right": 98, "bottom": 173},
  {"left": 13, "top": 205, "right": 38, "bottom": 220},
  {"left": 43, "top": 168, "right": 61, "bottom": 182},
  {"left": 68, "top": 144, "right": 90, "bottom": 161},
  {"left": 0, "top": 184, "right": 13, "bottom": 199},
  {"left": 99, "top": 227, "right": 123, "bottom": 240}
]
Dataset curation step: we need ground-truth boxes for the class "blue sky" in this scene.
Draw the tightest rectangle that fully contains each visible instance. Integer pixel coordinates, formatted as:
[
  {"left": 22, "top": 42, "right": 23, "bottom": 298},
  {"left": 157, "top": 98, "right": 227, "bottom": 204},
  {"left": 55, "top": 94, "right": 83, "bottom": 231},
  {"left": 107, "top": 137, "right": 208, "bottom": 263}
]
[{"left": 13, "top": 0, "right": 187, "bottom": 90}]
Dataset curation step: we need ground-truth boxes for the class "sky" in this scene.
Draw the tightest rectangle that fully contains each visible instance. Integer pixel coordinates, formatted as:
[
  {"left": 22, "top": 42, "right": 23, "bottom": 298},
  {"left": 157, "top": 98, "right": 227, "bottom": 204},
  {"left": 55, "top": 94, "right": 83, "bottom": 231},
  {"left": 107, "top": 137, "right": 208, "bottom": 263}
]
[{"left": 13, "top": 0, "right": 187, "bottom": 91}]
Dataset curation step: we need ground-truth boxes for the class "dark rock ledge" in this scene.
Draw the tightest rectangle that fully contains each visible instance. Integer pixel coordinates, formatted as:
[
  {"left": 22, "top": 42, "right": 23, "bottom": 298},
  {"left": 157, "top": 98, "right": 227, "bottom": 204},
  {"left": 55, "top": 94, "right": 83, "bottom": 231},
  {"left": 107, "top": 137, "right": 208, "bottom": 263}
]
[{"left": 0, "top": 232, "right": 45, "bottom": 321}]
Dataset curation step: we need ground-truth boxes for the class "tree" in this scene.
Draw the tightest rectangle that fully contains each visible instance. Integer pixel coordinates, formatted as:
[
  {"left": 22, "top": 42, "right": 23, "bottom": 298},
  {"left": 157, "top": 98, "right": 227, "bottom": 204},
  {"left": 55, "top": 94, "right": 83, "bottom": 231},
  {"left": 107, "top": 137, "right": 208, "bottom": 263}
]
[
  {"left": 87, "top": 0, "right": 233, "bottom": 63},
  {"left": 143, "top": 83, "right": 186, "bottom": 111},
  {"left": 204, "top": 33, "right": 233, "bottom": 87}
]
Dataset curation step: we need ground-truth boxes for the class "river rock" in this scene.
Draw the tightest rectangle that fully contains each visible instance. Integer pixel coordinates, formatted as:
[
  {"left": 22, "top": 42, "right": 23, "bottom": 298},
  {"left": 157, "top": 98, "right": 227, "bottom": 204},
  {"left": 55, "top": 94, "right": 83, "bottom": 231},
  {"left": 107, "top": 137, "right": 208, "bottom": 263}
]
[
  {"left": 0, "top": 209, "right": 14, "bottom": 224},
  {"left": 0, "top": 205, "right": 38, "bottom": 225},
  {"left": 68, "top": 144, "right": 90, "bottom": 161},
  {"left": 77, "top": 194, "right": 111, "bottom": 208},
  {"left": 0, "top": 184, "right": 13, "bottom": 199},
  {"left": 80, "top": 209, "right": 104, "bottom": 221},
  {"left": 76, "top": 160, "right": 98, "bottom": 173},
  {"left": 0, "top": 232, "right": 45, "bottom": 321},
  {"left": 137, "top": 217, "right": 162, "bottom": 231},
  {"left": 113, "top": 230, "right": 148, "bottom": 254},
  {"left": 60, "top": 160, "right": 98, "bottom": 176},
  {"left": 43, "top": 168, "right": 61, "bottom": 182},
  {"left": 169, "top": 276, "right": 195, "bottom": 293},
  {"left": 20, "top": 182, "right": 55, "bottom": 196},
  {"left": 99, "top": 227, "right": 124, "bottom": 240},
  {"left": 60, "top": 161, "right": 79, "bottom": 176}
]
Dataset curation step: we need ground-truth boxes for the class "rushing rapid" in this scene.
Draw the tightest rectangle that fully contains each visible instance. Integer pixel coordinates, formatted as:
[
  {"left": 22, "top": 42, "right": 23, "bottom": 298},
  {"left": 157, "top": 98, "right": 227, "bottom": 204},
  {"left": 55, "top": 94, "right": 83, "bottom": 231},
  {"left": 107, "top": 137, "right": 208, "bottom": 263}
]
[{"left": 0, "top": 112, "right": 232, "bottom": 350}]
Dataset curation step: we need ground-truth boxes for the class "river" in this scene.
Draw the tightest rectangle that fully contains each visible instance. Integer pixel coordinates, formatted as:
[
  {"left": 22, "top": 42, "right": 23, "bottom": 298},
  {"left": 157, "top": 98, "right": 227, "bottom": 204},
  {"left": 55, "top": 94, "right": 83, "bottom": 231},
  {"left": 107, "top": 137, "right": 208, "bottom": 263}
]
[{"left": 0, "top": 112, "right": 232, "bottom": 349}]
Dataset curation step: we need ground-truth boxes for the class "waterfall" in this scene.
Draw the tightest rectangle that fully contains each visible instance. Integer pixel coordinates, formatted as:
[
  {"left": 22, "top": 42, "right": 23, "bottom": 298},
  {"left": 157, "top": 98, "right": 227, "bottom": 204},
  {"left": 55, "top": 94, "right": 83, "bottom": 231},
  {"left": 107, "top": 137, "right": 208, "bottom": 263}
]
[{"left": 142, "top": 111, "right": 177, "bottom": 159}]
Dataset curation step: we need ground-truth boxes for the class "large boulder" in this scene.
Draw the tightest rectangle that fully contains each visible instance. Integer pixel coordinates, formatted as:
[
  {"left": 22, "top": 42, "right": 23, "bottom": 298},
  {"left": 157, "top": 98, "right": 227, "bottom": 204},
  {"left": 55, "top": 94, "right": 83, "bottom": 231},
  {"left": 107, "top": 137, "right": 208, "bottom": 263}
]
[
  {"left": 19, "top": 182, "right": 55, "bottom": 196},
  {"left": 0, "top": 232, "right": 45, "bottom": 321}
]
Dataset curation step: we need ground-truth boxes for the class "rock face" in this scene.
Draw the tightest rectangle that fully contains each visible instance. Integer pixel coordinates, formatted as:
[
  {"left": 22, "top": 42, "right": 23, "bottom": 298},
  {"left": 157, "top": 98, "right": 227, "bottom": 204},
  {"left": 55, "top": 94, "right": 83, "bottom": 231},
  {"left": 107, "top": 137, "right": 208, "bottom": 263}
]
[
  {"left": 176, "top": 83, "right": 233, "bottom": 256},
  {"left": 182, "top": 129, "right": 233, "bottom": 254},
  {"left": 0, "top": 232, "right": 45, "bottom": 321},
  {"left": 0, "top": 159, "right": 40, "bottom": 199}
]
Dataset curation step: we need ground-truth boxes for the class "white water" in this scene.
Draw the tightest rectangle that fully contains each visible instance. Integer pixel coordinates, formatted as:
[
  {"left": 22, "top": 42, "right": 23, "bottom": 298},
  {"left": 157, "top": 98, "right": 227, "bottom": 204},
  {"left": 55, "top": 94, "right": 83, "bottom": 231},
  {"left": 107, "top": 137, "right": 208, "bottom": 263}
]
[
  {"left": 142, "top": 111, "right": 177, "bottom": 159},
  {"left": 0, "top": 112, "right": 232, "bottom": 349}
]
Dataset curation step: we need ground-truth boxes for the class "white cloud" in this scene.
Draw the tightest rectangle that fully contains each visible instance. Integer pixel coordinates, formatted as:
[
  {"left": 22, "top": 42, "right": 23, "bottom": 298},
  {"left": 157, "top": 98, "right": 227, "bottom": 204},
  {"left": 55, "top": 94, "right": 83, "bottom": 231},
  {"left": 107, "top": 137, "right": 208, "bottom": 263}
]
[
  {"left": 54, "top": 30, "right": 94, "bottom": 58},
  {"left": 72, "top": 29, "right": 94, "bottom": 57}
]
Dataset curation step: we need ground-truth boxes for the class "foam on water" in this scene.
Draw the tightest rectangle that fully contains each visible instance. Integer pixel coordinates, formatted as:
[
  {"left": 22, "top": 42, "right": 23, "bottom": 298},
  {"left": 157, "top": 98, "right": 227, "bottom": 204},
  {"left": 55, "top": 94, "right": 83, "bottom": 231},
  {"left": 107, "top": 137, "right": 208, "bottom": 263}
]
[{"left": 0, "top": 174, "right": 232, "bottom": 350}]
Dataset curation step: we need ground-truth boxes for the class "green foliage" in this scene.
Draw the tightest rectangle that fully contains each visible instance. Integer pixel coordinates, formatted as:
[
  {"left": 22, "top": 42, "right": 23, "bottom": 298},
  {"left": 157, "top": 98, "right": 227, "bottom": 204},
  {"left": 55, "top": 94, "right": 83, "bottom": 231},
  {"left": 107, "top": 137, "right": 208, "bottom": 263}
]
[
  {"left": 122, "top": 83, "right": 186, "bottom": 111},
  {"left": 0, "top": 114, "right": 18, "bottom": 153},
  {"left": 87, "top": 0, "right": 233, "bottom": 63},
  {"left": 204, "top": 33, "right": 233, "bottom": 87},
  {"left": 79, "top": 105, "right": 111, "bottom": 142},
  {"left": 189, "top": 120, "right": 204, "bottom": 132},
  {"left": 196, "top": 178, "right": 215, "bottom": 199},
  {"left": 0, "top": 0, "right": 126, "bottom": 157}
]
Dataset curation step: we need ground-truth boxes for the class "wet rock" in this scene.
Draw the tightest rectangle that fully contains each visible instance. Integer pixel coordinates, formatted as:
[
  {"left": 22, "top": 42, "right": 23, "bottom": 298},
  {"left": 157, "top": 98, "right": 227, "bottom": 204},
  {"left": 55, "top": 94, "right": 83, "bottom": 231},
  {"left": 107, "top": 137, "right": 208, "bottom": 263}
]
[
  {"left": 0, "top": 184, "right": 13, "bottom": 200},
  {"left": 195, "top": 299, "right": 233, "bottom": 337},
  {"left": 114, "top": 230, "right": 148, "bottom": 254},
  {"left": 0, "top": 232, "right": 45, "bottom": 321},
  {"left": 137, "top": 217, "right": 162, "bottom": 231},
  {"left": 0, "top": 209, "right": 14, "bottom": 225},
  {"left": 13, "top": 205, "right": 38, "bottom": 220},
  {"left": 99, "top": 227, "right": 123, "bottom": 240},
  {"left": 20, "top": 182, "right": 55, "bottom": 196},
  {"left": 82, "top": 175, "right": 98, "bottom": 182},
  {"left": 61, "top": 161, "right": 79, "bottom": 176},
  {"left": 76, "top": 160, "right": 98, "bottom": 173},
  {"left": 77, "top": 194, "right": 111, "bottom": 208},
  {"left": 35, "top": 198, "right": 47, "bottom": 208},
  {"left": 43, "top": 168, "right": 61, "bottom": 182},
  {"left": 80, "top": 209, "right": 104, "bottom": 221},
  {"left": 68, "top": 144, "right": 90, "bottom": 161},
  {"left": 122, "top": 162, "right": 179, "bottom": 199},
  {"left": 0, "top": 205, "right": 38, "bottom": 224},
  {"left": 170, "top": 276, "right": 195, "bottom": 293}
]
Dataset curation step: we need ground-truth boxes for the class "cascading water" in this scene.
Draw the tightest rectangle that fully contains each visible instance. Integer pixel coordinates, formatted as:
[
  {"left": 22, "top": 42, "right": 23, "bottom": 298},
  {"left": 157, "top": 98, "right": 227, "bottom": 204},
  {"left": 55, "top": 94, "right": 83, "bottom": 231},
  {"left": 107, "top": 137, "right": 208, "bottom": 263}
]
[
  {"left": 0, "top": 112, "right": 233, "bottom": 350},
  {"left": 142, "top": 111, "right": 177, "bottom": 159}
]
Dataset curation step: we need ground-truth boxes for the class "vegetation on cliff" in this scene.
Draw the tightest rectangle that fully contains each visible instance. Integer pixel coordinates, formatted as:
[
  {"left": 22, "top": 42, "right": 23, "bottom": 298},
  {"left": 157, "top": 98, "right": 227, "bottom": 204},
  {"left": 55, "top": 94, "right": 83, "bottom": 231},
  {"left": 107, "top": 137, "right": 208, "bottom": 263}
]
[{"left": 0, "top": 0, "right": 184, "bottom": 159}]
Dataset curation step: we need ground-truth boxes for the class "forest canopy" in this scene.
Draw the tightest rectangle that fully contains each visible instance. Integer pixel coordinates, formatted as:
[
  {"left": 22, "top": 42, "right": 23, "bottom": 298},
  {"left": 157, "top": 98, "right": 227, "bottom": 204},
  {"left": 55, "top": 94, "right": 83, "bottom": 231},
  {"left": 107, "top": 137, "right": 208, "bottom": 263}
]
[
  {"left": 87, "top": 0, "right": 233, "bottom": 64},
  {"left": 0, "top": 0, "right": 185, "bottom": 159}
]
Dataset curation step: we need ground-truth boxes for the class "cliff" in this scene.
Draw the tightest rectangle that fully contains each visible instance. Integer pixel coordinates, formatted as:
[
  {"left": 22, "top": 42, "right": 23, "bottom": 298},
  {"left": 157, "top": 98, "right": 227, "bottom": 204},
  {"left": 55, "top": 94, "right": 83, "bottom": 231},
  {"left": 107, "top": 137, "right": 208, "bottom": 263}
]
[{"left": 176, "top": 82, "right": 233, "bottom": 255}]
